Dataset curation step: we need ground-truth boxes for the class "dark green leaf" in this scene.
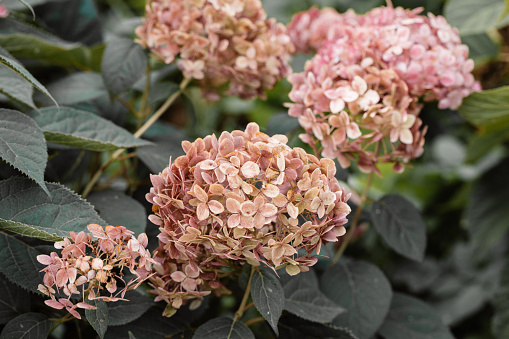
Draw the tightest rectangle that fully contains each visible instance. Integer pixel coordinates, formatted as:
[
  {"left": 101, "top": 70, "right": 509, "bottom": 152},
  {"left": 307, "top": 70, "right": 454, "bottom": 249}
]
[
  {"left": 371, "top": 194, "right": 426, "bottom": 262},
  {"left": 36, "top": 0, "right": 102, "bottom": 46},
  {"left": 462, "top": 33, "right": 499, "bottom": 66},
  {"left": 459, "top": 86, "right": 509, "bottom": 127},
  {"left": 102, "top": 38, "right": 147, "bottom": 96},
  {"left": 466, "top": 157, "right": 509, "bottom": 258},
  {"left": 0, "top": 33, "right": 91, "bottom": 70},
  {"left": 0, "top": 232, "right": 43, "bottom": 292},
  {"left": 392, "top": 259, "right": 440, "bottom": 293},
  {"left": 2, "top": 0, "right": 59, "bottom": 10},
  {"left": 0, "top": 109, "right": 48, "bottom": 194},
  {"left": 465, "top": 124, "right": 509, "bottom": 163},
  {"left": 266, "top": 113, "right": 300, "bottom": 136},
  {"left": 444, "top": 0, "right": 509, "bottom": 35},
  {"left": 0, "top": 273, "right": 30, "bottom": 325},
  {"left": 28, "top": 106, "right": 152, "bottom": 151},
  {"left": 0, "top": 313, "right": 51, "bottom": 339},
  {"left": 493, "top": 263, "right": 509, "bottom": 337},
  {"left": 38, "top": 72, "right": 106, "bottom": 106},
  {"left": 0, "top": 47, "right": 57, "bottom": 107},
  {"left": 104, "top": 309, "right": 188, "bottom": 339},
  {"left": 0, "top": 176, "right": 105, "bottom": 241},
  {"left": 250, "top": 268, "right": 284, "bottom": 335},
  {"left": 147, "top": 81, "right": 179, "bottom": 106},
  {"left": 0, "top": 67, "right": 36, "bottom": 109},
  {"left": 107, "top": 291, "right": 154, "bottom": 326},
  {"left": 193, "top": 317, "right": 255, "bottom": 339},
  {"left": 137, "top": 135, "right": 185, "bottom": 173},
  {"left": 279, "top": 313, "right": 359, "bottom": 339},
  {"left": 379, "top": 293, "right": 454, "bottom": 339},
  {"left": 283, "top": 272, "right": 344, "bottom": 323},
  {"left": 87, "top": 190, "right": 147, "bottom": 235},
  {"left": 321, "top": 259, "right": 393, "bottom": 339},
  {"left": 86, "top": 298, "right": 109, "bottom": 339}
]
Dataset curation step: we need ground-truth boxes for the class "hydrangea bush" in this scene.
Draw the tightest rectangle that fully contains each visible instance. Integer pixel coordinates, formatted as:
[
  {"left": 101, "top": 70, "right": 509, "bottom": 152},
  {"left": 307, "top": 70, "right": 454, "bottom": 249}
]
[{"left": 0, "top": 0, "right": 508, "bottom": 338}]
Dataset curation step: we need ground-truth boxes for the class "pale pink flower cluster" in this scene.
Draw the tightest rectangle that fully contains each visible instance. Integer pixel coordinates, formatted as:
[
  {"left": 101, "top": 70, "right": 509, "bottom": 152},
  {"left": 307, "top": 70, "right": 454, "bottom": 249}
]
[
  {"left": 135, "top": 0, "right": 294, "bottom": 99},
  {"left": 146, "top": 122, "right": 351, "bottom": 312},
  {"left": 0, "top": 5, "right": 8, "bottom": 18},
  {"left": 37, "top": 225, "right": 153, "bottom": 319},
  {"left": 286, "top": 5, "right": 480, "bottom": 172}
]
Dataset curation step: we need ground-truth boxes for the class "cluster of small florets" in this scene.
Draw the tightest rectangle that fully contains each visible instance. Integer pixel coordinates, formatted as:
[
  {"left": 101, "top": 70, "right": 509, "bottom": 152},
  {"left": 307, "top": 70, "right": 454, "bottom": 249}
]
[
  {"left": 146, "top": 122, "right": 351, "bottom": 311},
  {"left": 286, "top": 4, "right": 480, "bottom": 173},
  {"left": 135, "top": 0, "right": 294, "bottom": 99},
  {"left": 37, "top": 225, "right": 153, "bottom": 319}
]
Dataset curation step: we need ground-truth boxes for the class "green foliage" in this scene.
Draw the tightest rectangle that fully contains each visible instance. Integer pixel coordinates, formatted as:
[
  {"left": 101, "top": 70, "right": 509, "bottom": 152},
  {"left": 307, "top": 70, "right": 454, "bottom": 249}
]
[
  {"left": 0, "top": 313, "right": 51, "bottom": 339},
  {"left": 371, "top": 194, "right": 427, "bottom": 262},
  {"left": 444, "top": 0, "right": 509, "bottom": 35},
  {"left": 321, "top": 260, "right": 393, "bottom": 339},
  {"left": 0, "top": 177, "right": 104, "bottom": 241},
  {"left": 28, "top": 106, "right": 152, "bottom": 151},
  {"left": 250, "top": 268, "right": 284, "bottom": 334},
  {"left": 193, "top": 318, "right": 255, "bottom": 339},
  {"left": 378, "top": 293, "right": 455, "bottom": 339},
  {"left": 0, "top": 109, "right": 48, "bottom": 194},
  {"left": 0, "top": 232, "right": 43, "bottom": 292},
  {"left": 86, "top": 299, "right": 109, "bottom": 339},
  {"left": 0, "top": 275, "right": 30, "bottom": 325},
  {"left": 106, "top": 291, "right": 154, "bottom": 326}
]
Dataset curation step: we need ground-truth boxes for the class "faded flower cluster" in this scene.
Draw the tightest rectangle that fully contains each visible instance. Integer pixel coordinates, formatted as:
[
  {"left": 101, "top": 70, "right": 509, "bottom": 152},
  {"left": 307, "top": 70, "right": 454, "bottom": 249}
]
[
  {"left": 37, "top": 225, "right": 153, "bottom": 319},
  {"left": 135, "top": 0, "right": 294, "bottom": 99},
  {"left": 286, "top": 5, "right": 480, "bottom": 173},
  {"left": 146, "top": 122, "right": 351, "bottom": 312}
]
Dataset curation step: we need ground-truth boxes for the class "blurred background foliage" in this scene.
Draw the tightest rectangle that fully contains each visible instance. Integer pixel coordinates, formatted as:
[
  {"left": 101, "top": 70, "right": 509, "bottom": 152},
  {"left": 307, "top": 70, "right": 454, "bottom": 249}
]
[{"left": 1, "top": 0, "right": 509, "bottom": 338}]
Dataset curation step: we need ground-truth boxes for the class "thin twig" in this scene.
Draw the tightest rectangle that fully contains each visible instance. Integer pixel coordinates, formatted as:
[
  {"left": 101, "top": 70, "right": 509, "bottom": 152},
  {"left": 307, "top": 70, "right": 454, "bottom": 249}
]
[
  {"left": 81, "top": 77, "right": 191, "bottom": 198},
  {"left": 245, "top": 316, "right": 265, "bottom": 327},
  {"left": 332, "top": 142, "right": 380, "bottom": 265},
  {"left": 234, "top": 265, "right": 255, "bottom": 322}
]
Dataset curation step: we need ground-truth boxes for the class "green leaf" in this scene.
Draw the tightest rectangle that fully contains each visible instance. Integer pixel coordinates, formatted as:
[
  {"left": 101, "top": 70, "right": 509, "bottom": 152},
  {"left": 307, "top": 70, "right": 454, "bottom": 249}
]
[
  {"left": 107, "top": 291, "right": 154, "bottom": 326},
  {"left": 0, "top": 313, "right": 51, "bottom": 339},
  {"left": 465, "top": 123, "right": 509, "bottom": 163},
  {"left": 0, "top": 176, "right": 105, "bottom": 241},
  {"left": 0, "top": 232, "right": 44, "bottom": 292},
  {"left": 0, "top": 47, "right": 58, "bottom": 107},
  {"left": 0, "top": 109, "right": 48, "bottom": 194},
  {"left": 444, "top": 0, "right": 509, "bottom": 36},
  {"left": 461, "top": 33, "right": 499, "bottom": 66},
  {"left": 102, "top": 38, "right": 147, "bottom": 96},
  {"left": 37, "top": 72, "right": 106, "bottom": 106},
  {"left": 282, "top": 273, "right": 345, "bottom": 323},
  {"left": 28, "top": 106, "right": 152, "bottom": 151},
  {"left": 392, "top": 259, "right": 440, "bottom": 293},
  {"left": 0, "top": 274, "right": 30, "bottom": 325},
  {"left": 87, "top": 190, "right": 147, "bottom": 235},
  {"left": 279, "top": 313, "right": 359, "bottom": 339},
  {"left": 378, "top": 293, "right": 454, "bottom": 339},
  {"left": 0, "top": 67, "right": 36, "bottom": 110},
  {"left": 320, "top": 259, "right": 393, "bottom": 339},
  {"left": 459, "top": 87, "right": 509, "bottom": 127},
  {"left": 86, "top": 299, "right": 109, "bottom": 339},
  {"left": 0, "top": 33, "right": 91, "bottom": 69},
  {"left": 492, "top": 263, "right": 509, "bottom": 337},
  {"left": 193, "top": 317, "right": 255, "bottom": 339},
  {"left": 2, "top": 0, "right": 53, "bottom": 10},
  {"left": 250, "top": 268, "right": 284, "bottom": 335},
  {"left": 137, "top": 135, "right": 185, "bottom": 173},
  {"left": 466, "top": 157, "right": 509, "bottom": 259},
  {"left": 371, "top": 194, "right": 426, "bottom": 262},
  {"left": 104, "top": 309, "right": 187, "bottom": 339},
  {"left": 266, "top": 113, "right": 300, "bottom": 136},
  {"left": 147, "top": 81, "right": 179, "bottom": 106}
]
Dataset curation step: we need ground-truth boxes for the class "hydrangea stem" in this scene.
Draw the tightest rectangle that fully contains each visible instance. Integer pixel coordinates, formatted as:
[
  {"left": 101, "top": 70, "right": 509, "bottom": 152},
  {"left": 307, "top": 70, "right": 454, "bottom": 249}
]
[
  {"left": 234, "top": 265, "right": 255, "bottom": 322},
  {"left": 332, "top": 142, "right": 380, "bottom": 265},
  {"left": 82, "top": 77, "right": 191, "bottom": 198}
]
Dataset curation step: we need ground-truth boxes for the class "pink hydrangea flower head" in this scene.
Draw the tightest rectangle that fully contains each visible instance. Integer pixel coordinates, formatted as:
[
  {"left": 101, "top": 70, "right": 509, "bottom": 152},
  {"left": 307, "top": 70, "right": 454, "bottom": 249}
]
[
  {"left": 286, "top": 4, "right": 481, "bottom": 173},
  {"left": 37, "top": 225, "right": 153, "bottom": 318},
  {"left": 0, "top": 5, "right": 8, "bottom": 18},
  {"left": 135, "top": 0, "right": 294, "bottom": 99},
  {"left": 146, "top": 122, "right": 351, "bottom": 312}
]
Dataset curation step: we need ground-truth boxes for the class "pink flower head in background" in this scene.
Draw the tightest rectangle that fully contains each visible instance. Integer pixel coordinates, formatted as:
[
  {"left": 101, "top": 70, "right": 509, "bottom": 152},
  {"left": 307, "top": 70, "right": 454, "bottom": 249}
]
[
  {"left": 135, "top": 0, "right": 294, "bottom": 100},
  {"left": 286, "top": 4, "right": 480, "bottom": 173},
  {"left": 37, "top": 225, "right": 153, "bottom": 319},
  {"left": 146, "top": 122, "right": 351, "bottom": 313},
  {"left": 0, "top": 5, "right": 8, "bottom": 18}
]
